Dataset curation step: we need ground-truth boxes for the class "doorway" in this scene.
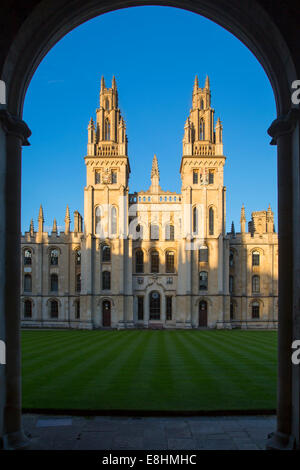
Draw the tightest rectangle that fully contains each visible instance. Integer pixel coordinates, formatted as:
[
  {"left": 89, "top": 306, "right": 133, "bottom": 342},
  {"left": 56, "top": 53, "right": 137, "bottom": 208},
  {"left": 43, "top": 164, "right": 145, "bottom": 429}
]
[
  {"left": 102, "top": 300, "right": 111, "bottom": 327},
  {"left": 199, "top": 300, "right": 208, "bottom": 327}
]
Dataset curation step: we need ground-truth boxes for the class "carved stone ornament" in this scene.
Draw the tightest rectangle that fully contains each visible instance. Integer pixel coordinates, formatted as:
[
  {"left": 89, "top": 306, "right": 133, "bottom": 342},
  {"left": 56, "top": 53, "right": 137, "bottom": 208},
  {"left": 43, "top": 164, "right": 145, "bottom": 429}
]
[{"left": 102, "top": 168, "right": 111, "bottom": 184}]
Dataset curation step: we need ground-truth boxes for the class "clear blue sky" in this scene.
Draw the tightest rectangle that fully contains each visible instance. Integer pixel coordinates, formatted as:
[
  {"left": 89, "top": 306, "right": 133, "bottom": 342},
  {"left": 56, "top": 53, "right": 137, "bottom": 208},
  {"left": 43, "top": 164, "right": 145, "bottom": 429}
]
[{"left": 22, "top": 6, "right": 277, "bottom": 233}]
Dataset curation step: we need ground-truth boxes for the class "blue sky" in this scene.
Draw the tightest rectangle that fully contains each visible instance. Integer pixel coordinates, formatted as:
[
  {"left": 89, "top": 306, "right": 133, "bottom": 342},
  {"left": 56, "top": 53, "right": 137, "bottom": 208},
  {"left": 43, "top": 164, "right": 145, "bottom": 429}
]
[{"left": 22, "top": 6, "right": 277, "bottom": 233}]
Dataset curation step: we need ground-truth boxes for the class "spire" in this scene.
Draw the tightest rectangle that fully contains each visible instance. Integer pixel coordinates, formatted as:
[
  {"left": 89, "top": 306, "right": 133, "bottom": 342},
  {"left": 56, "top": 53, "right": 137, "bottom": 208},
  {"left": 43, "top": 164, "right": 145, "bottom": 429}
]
[
  {"left": 100, "top": 75, "right": 105, "bottom": 91},
  {"left": 38, "top": 205, "right": 44, "bottom": 233},
  {"left": 240, "top": 204, "right": 246, "bottom": 233},
  {"left": 193, "top": 75, "right": 198, "bottom": 94},
  {"left": 88, "top": 117, "right": 95, "bottom": 129},
  {"left": 150, "top": 154, "right": 160, "bottom": 193},
  {"left": 151, "top": 154, "right": 159, "bottom": 179},
  {"left": 267, "top": 203, "right": 272, "bottom": 212},
  {"left": 29, "top": 219, "right": 34, "bottom": 237},
  {"left": 231, "top": 221, "right": 236, "bottom": 238},
  {"left": 205, "top": 75, "right": 210, "bottom": 89},
  {"left": 52, "top": 218, "right": 57, "bottom": 234},
  {"left": 64, "top": 205, "right": 71, "bottom": 234},
  {"left": 112, "top": 75, "right": 116, "bottom": 90}
]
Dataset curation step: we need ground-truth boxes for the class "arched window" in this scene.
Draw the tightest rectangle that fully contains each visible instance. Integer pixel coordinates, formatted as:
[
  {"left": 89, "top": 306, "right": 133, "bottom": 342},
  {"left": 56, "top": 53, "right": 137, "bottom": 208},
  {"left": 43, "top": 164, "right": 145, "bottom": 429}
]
[
  {"left": 199, "top": 119, "right": 205, "bottom": 140},
  {"left": 24, "top": 249, "right": 32, "bottom": 265},
  {"left": 252, "top": 250, "right": 260, "bottom": 266},
  {"left": 136, "top": 224, "right": 144, "bottom": 240},
  {"left": 200, "top": 99, "right": 204, "bottom": 110},
  {"left": 252, "top": 302, "right": 260, "bottom": 318},
  {"left": 149, "top": 291, "right": 160, "bottom": 320},
  {"left": 50, "top": 274, "right": 58, "bottom": 292},
  {"left": 193, "top": 207, "right": 198, "bottom": 234},
  {"left": 166, "top": 251, "right": 175, "bottom": 273},
  {"left": 50, "top": 300, "right": 58, "bottom": 319},
  {"left": 102, "top": 271, "right": 111, "bottom": 290},
  {"left": 76, "top": 273, "right": 81, "bottom": 293},
  {"left": 229, "top": 250, "right": 234, "bottom": 267},
  {"left": 50, "top": 249, "right": 59, "bottom": 265},
  {"left": 150, "top": 224, "right": 159, "bottom": 240},
  {"left": 75, "top": 300, "right": 80, "bottom": 319},
  {"left": 165, "top": 224, "right": 174, "bottom": 241},
  {"left": 199, "top": 245, "right": 208, "bottom": 262},
  {"left": 209, "top": 207, "right": 214, "bottom": 235},
  {"left": 199, "top": 271, "right": 208, "bottom": 290},
  {"left": 24, "top": 300, "right": 32, "bottom": 318},
  {"left": 24, "top": 274, "right": 32, "bottom": 292},
  {"left": 102, "top": 244, "right": 111, "bottom": 262},
  {"left": 104, "top": 118, "right": 110, "bottom": 140},
  {"left": 105, "top": 98, "right": 109, "bottom": 110},
  {"left": 75, "top": 249, "right": 81, "bottom": 265},
  {"left": 229, "top": 275, "right": 234, "bottom": 294},
  {"left": 110, "top": 206, "right": 117, "bottom": 235},
  {"left": 252, "top": 275, "right": 260, "bottom": 293},
  {"left": 95, "top": 206, "right": 103, "bottom": 236},
  {"left": 135, "top": 250, "right": 144, "bottom": 273},
  {"left": 151, "top": 251, "right": 159, "bottom": 273}
]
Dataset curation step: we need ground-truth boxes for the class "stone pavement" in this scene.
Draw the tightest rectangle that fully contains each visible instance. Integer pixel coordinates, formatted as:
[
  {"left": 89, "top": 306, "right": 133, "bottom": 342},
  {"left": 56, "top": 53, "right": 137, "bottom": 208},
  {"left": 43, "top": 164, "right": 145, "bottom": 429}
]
[{"left": 22, "top": 414, "right": 275, "bottom": 450}]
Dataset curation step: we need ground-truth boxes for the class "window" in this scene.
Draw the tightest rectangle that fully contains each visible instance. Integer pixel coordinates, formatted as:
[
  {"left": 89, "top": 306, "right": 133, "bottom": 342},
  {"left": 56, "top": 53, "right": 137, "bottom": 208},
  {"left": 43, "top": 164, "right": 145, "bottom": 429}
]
[
  {"left": 166, "top": 277, "right": 173, "bottom": 285},
  {"left": 200, "top": 99, "right": 204, "bottom": 110},
  {"left": 199, "top": 246, "right": 208, "bottom": 262},
  {"left": 150, "top": 224, "right": 159, "bottom": 240},
  {"left": 24, "top": 300, "right": 32, "bottom": 318},
  {"left": 76, "top": 273, "right": 81, "bottom": 293},
  {"left": 252, "top": 251, "right": 260, "bottom": 266},
  {"left": 193, "top": 170, "right": 198, "bottom": 184},
  {"left": 193, "top": 207, "right": 198, "bottom": 234},
  {"left": 75, "top": 300, "right": 80, "bottom": 319},
  {"left": 166, "top": 251, "right": 175, "bottom": 273},
  {"left": 95, "top": 206, "right": 103, "bottom": 236},
  {"left": 252, "top": 275, "right": 260, "bottom": 293},
  {"left": 111, "top": 171, "right": 117, "bottom": 184},
  {"left": 110, "top": 206, "right": 117, "bottom": 235},
  {"left": 135, "top": 250, "right": 144, "bottom": 273},
  {"left": 229, "top": 250, "right": 234, "bottom": 267},
  {"left": 24, "top": 274, "right": 32, "bottom": 292},
  {"left": 50, "top": 300, "right": 58, "bottom": 319},
  {"left": 76, "top": 249, "right": 81, "bottom": 265},
  {"left": 151, "top": 251, "right": 159, "bottom": 273},
  {"left": 209, "top": 171, "right": 214, "bottom": 184},
  {"left": 50, "top": 274, "right": 58, "bottom": 292},
  {"left": 166, "top": 296, "right": 172, "bottom": 321},
  {"left": 104, "top": 118, "right": 110, "bottom": 140},
  {"left": 252, "top": 302, "right": 260, "bottom": 318},
  {"left": 105, "top": 98, "right": 109, "bottom": 110},
  {"left": 165, "top": 224, "right": 174, "bottom": 241},
  {"left": 136, "top": 224, "right": 143, "bottom": 240},
  {"left": 199, "top": 271, "right": 208, "bottom": 290},
  {"left": 102, "top": 271, "right": 111, "bottom": 290},
  {"left": 229, "top": 275, "right": 234, "bottom": 294},
  {"left": 102, "top": 244, "right": 111, "bottom": 262},
  {"left": 149, "top": 291, "right": 160, "bottom": 320},
  {"left": 199, "top": 119, "right": 205, "bottom": 140},
  {"left": 95, "top": 171, "right": 101, "bottom": 184},
  {"left": 24, "top": 249, "right": 32, "bottom": 265},
  {"left": 209, "top": 207, "right": 214, "bottom": 235},
  {"left": 137, "top": 296, "right": 144, "bottom": 321},
  {"left": 50, "top": 249, "right": 59, "bottom": 265}
]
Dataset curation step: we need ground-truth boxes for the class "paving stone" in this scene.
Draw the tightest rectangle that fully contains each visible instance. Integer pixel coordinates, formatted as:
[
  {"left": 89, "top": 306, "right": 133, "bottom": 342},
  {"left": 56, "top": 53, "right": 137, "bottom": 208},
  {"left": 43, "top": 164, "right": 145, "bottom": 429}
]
[
  {"left": 75, "top": 431, "right": 114, "bottom": 450},
  {"left": 167, "top": 438, "right": 198, "bottom": 450},
  {"left": 197, "top": 439, "right": 238, "bottom": 450},
  {"left": 112, "top": 436, "right": 144, "bottom": 450},
  {"left": 164, "top": 423, "right": 192, "bottom": 438},
  {"left": 36, "top": 417, "right": 73, "bottom": 427}
]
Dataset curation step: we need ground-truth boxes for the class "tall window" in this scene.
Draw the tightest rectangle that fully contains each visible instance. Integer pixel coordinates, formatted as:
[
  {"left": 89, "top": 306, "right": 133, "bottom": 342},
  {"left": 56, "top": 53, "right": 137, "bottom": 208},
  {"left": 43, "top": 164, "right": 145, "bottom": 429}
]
[
  {"left": 105, "top": 98, "right": 109, "bottom": 110},
  {"left": 230, "top": 302, "right": 234, "bottom": 320},
  {"left": 199, "top": 271, "right": 208, "bottom": 290},
  {"left": 50, "top": 249, "right": 59, "bottom": 265},
  {"left": 166, "top": 251, "right": 175, "bottom": 273},
  {"left": 102, "top": 271, "right": 111, "bottom": 290},
  {"left": 24, "top": 274, "right": 32, "bottom": 292},
  {"left": 200, "top": 99, "right": 204, "bottom": 110},
  {"left": 149, "top": 291, "right": 160, "bottom": 320},
  {"left": 229, "top": 275, "right": 234, "bottom": 294},
  {"left": 137, "top": 296, "right": 144, "bottom": 321},
  {"left": 199, "top": 246, "right": 208, "bottom": 262},
  {"left": 252, "top": 275, "right": 260, "bottom": 293},
  {"left": 193, "top": 170, "right": 198, "bottom": 184},
  {"left": 193, "top": 207, "right": 198, "bottom": 234},
  {"left": 95, "top": 206, "right": 103, "bottom": 236},
  {"left": 252, "top": 302, "right": 260, "bottom": 318},
  {"left": 252, "top": 251, "right": 260, "bottom": 266},
  {"left": 199, "top": 119, "right": 205, "bottom": 140},
  {"left": 209, "top": 207, "right": 214, "bottom": 235},
  {"left": 229, "top": 250, "right": 234, "bottom": 267},
  {"left": 75, "top": 300, "right": 80, "bottom": 319},
  {"left": 50, "top": 300, "right": 58, "bottom": 319},
  {"left": 104, "top": 118, "right": 110, "bottom": 140},
  {"left": 75, "top": 249, "right": 81, "bottom": 265},
  {"left": 24, "top": 300, "right": 32, "bottom": 318},
  {"left": 110, "top": 206, "right": 117, "bottom": 235},
  {"left": 209, "top": 171, "right": 214, "bottom": 184},
  {"left": 95, "top": 171, "right": 101, "bottom": 184},
  {"left": 76, "top": 273, "right": 81, "bottom": 293},
  {"left": 135, "top": 250, "right": 144, "bottom": 273},
  {"left": 102, "top": 244, "right": 111, "bottom": 262},
  {"left": 24, "top": 249, "right": 32, "bottom": 265},
  {"left": 151, "top": 251, "right": 159, "bottom": 273},
  {"left": 111, "top": 171, "right": 117, "bottom": 184},
  {"left": 50, "top": 274, "right": 58, "bottom": 292},
  {"left": 165, "top": 224, "right": 174, "bottom": 241},
  {"left": 150, "top": 224, "right": 159, "bottom": 240},
  {"left": 166, "top": 296, "right": 172, "bottom": 321}
]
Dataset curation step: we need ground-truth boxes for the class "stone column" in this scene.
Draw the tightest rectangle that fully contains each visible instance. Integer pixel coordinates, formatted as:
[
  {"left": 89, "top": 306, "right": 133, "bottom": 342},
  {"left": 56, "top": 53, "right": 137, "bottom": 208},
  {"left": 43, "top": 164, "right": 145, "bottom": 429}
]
[
  {"left": 0, "top": 111, "right": 31, "bottom": 449},
  {"left": 267, "top": 109, "right": 300, "bottom": 449}
]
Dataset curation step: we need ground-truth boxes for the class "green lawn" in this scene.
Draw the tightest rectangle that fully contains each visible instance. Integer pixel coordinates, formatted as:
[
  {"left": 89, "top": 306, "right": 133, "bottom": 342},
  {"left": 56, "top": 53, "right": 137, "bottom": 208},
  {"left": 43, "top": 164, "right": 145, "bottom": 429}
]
[{"left": 21, "top": 329, "right": 277, "bottom": 412}]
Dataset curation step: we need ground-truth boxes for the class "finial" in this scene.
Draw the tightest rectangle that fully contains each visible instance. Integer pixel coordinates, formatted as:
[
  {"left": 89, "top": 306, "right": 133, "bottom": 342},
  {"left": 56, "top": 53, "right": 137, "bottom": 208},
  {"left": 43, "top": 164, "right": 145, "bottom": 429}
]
[
  {"left": 112, "top": 76, "right": 116, "bottom": 89},
  {"left": 52, "top": 218, "right": 57, "bottom": 233},
  {"left": 193, "top": 75, "right": 198, "bottom": 93},
  {"left": 29, "top": 219, "right": 34, "bottom": 236},
  {"left": 101, "top": 75, "right": 105, "bottom": 91},
  {"left": 231, "top": 221, "right": 236, "bottom": 237},
  {"left": 205, "top": 75, "right": 210, "bottom": 89},
  {"left": 151, "top": 154, "right": 159, "bottom": 178},
  {"left": 38, "top": 204, "right": 44, "bottom": 221}
]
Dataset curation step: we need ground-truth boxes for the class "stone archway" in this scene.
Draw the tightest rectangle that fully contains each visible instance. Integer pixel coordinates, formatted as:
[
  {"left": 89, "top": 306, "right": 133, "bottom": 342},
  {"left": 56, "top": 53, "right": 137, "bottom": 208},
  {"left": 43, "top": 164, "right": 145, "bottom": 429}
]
[{"left": 0, "top": 0, "right": 299, "bottom": 450}]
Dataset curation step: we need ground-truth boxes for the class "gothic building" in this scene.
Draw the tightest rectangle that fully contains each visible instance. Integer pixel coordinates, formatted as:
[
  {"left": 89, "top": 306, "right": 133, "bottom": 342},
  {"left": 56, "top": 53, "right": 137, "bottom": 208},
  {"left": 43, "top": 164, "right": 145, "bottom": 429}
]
[{"left": 20, "top": 76, "right": 278, "bottom": 329}]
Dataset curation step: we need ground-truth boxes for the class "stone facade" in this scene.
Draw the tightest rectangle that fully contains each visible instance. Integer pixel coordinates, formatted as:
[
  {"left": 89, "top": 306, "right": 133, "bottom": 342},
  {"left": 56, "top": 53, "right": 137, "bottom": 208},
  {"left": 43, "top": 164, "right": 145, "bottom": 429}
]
[{"left": 20, "top": 76, "right": 278, "bottom": 329}]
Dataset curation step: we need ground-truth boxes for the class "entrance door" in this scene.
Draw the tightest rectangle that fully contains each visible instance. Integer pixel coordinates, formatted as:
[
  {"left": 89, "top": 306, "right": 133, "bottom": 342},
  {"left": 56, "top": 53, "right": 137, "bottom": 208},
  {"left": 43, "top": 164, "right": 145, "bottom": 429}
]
[
  {"left": 199, "top": 300, "right": 207, "bottom": 327},
  {"left": 102, "top": 300, "right": 111, "bottom": 327},
  {"left": 149, "top": 291, "right": 160, "bottom": 320}
]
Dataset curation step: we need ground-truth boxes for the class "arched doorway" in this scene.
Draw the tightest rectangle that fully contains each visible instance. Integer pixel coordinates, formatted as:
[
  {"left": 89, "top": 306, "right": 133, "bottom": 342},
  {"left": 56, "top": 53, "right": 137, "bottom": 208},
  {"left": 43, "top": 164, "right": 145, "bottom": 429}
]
[
  {"left": 102, "top": 300, "right": 111, "bottom": 327},
  {"left": 149, "top": 291, "right": 160, "bottom": 320},
  {"left": 199, "top": 300, "right": 208, "bottom": 327}
]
